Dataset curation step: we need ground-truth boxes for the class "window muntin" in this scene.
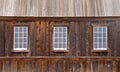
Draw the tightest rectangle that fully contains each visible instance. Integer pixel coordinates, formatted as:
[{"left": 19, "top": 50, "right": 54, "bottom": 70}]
[
  {"left": 93, "top": 26, "right": 107, "bottom": 50},
  {"left": 13, "top": 26, "right": 28, "bottom": 50},
  {"left": 53, "top": 27, "right": 67, "bottom": 50}
]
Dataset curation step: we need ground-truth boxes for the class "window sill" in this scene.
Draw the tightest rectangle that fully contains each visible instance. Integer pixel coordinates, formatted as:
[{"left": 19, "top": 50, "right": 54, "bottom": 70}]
[
  {"left": 53, "top": 50, "right": 69, "bottom": 52},
  {"left": 11, "top": 50, "right": 29, "bottom": 52},
  {"left": 91, "top": 50, "right": 108, "bottom": 53}
]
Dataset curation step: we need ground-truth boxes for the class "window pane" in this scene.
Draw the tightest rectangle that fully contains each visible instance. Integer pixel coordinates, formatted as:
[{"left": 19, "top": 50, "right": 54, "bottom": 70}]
[
  {"left": 99, "top": 38, "right": 102, "bottom": 42},
  {"left": 59, "top": 28, "right": 62, "bottom": 32},
  {"left": 54, "top": 28, "right": 58, "bottom": 32},
  {"left": 14, "top": 26, "right": 28, "bottom": 50},
  {"left": 93, "top": 27, "right": 97, "bottom": 32},
  {"left": 15, "top": 38, "right": 18, "bottom": 42},
  {"left": 94, "top": 44, "right": 97, "bottom": 48},
  {"left": 19, "top": 33, "right": 22, "bottom": 37},
  {"left": 59, "top": 38, "right": 63, "bottom": 42},
  {"left": 63, "top": 33, "right": 66, "bottom": 37},
  {"left": 103, "top": 33, "right": 106, "bottom": 37},
  {"left": 103, "top": 43, "right": 107, "bottom": 48},
  {"left": 23, "top": 33, "right": 27, "bottom": 37},
  {"left": 94, "top": 33, "right": 98, "bottom": 37},
  {"left": 53, "top": 27, "right": 67, "bottom": 50},
  {"left": 15, "top": 27, "right": 18, "bottom": 32},
  {"left": 63, "top": 44, "right": 66, "bottom": 48},
  {"left": 93, "top": 26, "right": 107, "bottom": 50},
  {"left": 55, "top": 33, "right": 58, "bottom": 37},
  {"left": 15, "top": 33, "right": 18, "bottom": 37},
  {"left": 23, "top": 44, "right": 27, "bottom": 48},
  {"left": 103, "top": 27, "right": 107, "bottom": 32},
  {"left": 59, "top": 44, "right": 62, "bottom": 48},
  {"left": 54, "top": 38, "right": 58, "bottom": 42},
  {"left": 19, "top": 44, "right": 22, "bottom": 48},
  {"left": 103, "top": 38, "right": 106, "bottom": 42},
  {"left": 19, "top": 38, "right": 22, "bottom": 42},
  {"left": 15, "top": 44, "right": 18, "bottom": 48},
  {"left": 94, "top": 38, "right": 98, "bottom": 42},
  {"left": 59, "top": 33, "right": 63, "bottom": 37},
  {"left": 99, "top": 28, "right": 102, "bottom": 32},
  {"left": 19, "top": 27, "right": 22, "bottom": 32},
  {"left": 98, "top": 33, "right": 102, "bottom": 37},
  {"left": 23, "top": 27, "right": 27, "bottom": 32},
  {"left": 54, "top": 44, "right": 58, "bottom": 48},
  {"left": 99, "top": 44, "right": 102, "bottom": 48},
  {"left": 63, "top": 28, "right": 67, "bottom": 32},
  {"left": 63, "top": 38, "right": 66, "bottom": 42}
]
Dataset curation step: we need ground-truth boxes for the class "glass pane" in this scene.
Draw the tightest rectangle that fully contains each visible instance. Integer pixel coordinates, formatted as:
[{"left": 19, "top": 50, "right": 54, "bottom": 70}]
[
  {"left": 19, "top": 27, "right": 22, "bottom": 32},
  {"left": 63, "top": 28, "right": 66, "bottom": 32},
  {"left": 15, "top": 27, "right": 18, "bottom": 32},
  {"left": 23, "top": 44, "right": 27, "bottom": 48},
  {"left": 54, "top": 44, "right": 58, "bottom": 48},
  {"left": 103, "top": 43, "right": 107, "bottom": 48},
  {"left": 54, "top": 27, "right": 58, "bottom": 32},
  {"left": 63, "top": 38, "right": 66, "bottom": 42},
  {"left": 19, "top": 44, "right": 22, "bottom": 48},
  {"left": 103, "top": 38, "right": 106, "bottom": 42},
  {"left": 63, "top": 44, "right": 66, "bottom": 48},
  {"left": 19, "top": 33, "right": 22, "bottom": 37},
  {"left": 15, "top": 38, "right": 18, "bottom": 42},
  {"left": 59, "top": 28, "right": 62, "bottom": 32},
  {"left": 99, "top": 38, "right": 102, "bottom": 42},
  {"left": 93, "top": 27, "right": 97, "bottom": 32},
  {"left": 99, "top": 28, "right": 102, "bottom": 32},
  {"left": 94, "top": 44, "right": 97, "bottom": 48},
  {"left": 94, "top": 38, "right": 98, "bottom": 42},
  {"left": 15, "top": 33, "right": 18, "bottom": 37},
  {"left": 19, "top": 38, "right": 22, "bottom": 42},
  {"left": 53, "top": 27, "right": 67, "bottom": 49},
  {"left": 63, "top": 33, "right": 66, "bottom": 37},
  {"left": 59, "top": 33, "right": 63, "bottom": 37},
  {"left": 59, "top": 44, "right": 62, "bottom": 48},
  {"left": 55, "top": 33, "right": 58, "bottom": 37},
  {"left": 94, "top": 33, "right": 98, "bottom": 37},
  {"left": 103, "top": 33, "right": 106, "bottom": 37},
  {"left": 103, "top": 27, "right": 107, "bottom": 32},
  {"left": 98, "top": 33, "right": 102, "bottom": 37},
  {"left": 22, "top": 38, "right": 26, "bottom": 42},
  {"left": 59, "top": 38, "right": 63, "bottom": 42},
  {"left": 23, "top": 33, "right": 27, "bottom": 37},
  {"left": 99, "top": 44, "right": 102, "bottom": 48},
  {"left": 23, "top": 27, "right": 27, "bottom": 32},
  {"left": 15, "top": 44, "right": 18, "bottom": 48},
  {"left": 54, "top": 38, "right": 58, "bottom": 42}
]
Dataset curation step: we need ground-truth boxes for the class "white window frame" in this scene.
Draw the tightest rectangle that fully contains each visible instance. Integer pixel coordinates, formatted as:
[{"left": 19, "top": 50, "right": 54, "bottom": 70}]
[
  {"left": 53, "top": 27, "right": 68, "bottom": 50},
  {"left": 13, "top": 26, "right": 28, "bottom": 50},
  {"left": 93, "top": 26, "right": 108, "bottom": 50}
]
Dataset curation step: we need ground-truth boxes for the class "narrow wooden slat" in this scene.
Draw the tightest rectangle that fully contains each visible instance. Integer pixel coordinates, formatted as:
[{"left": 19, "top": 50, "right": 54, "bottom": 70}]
[{"left": 112, "top": 61, "right": 118, "bottom": 72}]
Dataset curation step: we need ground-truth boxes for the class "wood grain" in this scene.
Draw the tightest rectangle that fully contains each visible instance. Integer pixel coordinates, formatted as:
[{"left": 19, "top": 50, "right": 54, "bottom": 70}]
[{"left": 0, "top": 0, "right": 120, "bottom": 16}]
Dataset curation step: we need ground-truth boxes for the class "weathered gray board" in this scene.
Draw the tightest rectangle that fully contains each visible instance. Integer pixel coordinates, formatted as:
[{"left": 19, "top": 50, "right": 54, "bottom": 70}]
[{"left": 0, "top": 0, "right": 120, "bottom": 16}]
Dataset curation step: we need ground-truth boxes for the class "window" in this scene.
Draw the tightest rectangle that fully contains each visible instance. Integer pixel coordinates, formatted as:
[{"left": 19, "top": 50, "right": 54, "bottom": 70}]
[
  {"left": 93, "top": 26, "right": 107, "bottom": 50},
  {"left": 13, "top": 26, "right": 28, "bottom": 50},
  {"left": 53, "top": 27, "right": 67, "bottom": 50}
]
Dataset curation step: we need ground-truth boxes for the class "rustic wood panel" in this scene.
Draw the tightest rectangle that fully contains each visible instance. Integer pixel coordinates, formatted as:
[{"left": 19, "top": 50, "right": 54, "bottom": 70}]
[
  {"left": 0, "top": 21, "right": 5, "bottom": 56},
  {"left": 0, "top": 58, "right": 118, "bottom": 72},
  {"left": 1, "top": 17, "right": 120, "bottom": 56},
  {"left": 0, "top": 0, "right": 120, "bottom": 16}
]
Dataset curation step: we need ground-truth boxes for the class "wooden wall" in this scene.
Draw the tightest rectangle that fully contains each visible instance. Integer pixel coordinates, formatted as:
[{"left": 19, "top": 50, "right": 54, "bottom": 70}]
[
  {"left": 0, "top": 57, "right": 119, "bottom": 72},
  {"left": 0, "top": 0, "right": 120, "bottom": 16},
  {"left": 0, "top": 17, "right": 120, "bottom": 56}
]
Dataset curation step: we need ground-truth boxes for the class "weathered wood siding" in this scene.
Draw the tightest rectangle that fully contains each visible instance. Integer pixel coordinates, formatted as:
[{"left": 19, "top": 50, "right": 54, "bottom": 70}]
[
  {"left": 0, "top": 57, "right": 119, "bottom": 72},
  {"left": 0, "top": 0, "right": 120, "bottom": 16},
  {"left": 0, "top": 17, "right": 120, "bottom": 56}
]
